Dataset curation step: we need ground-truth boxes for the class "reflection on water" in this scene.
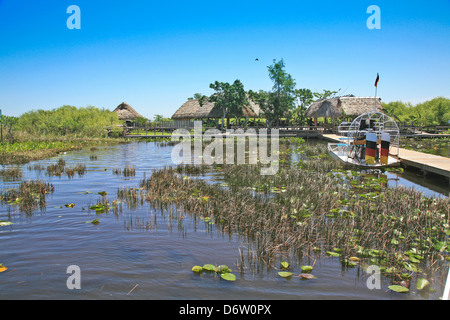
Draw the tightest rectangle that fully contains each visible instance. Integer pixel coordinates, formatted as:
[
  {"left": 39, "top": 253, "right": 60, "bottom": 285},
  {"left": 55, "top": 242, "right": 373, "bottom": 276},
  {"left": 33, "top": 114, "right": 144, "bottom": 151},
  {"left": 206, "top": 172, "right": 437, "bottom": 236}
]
[{"left": 0, "top": 141, "right": 448, "bottom": 300}]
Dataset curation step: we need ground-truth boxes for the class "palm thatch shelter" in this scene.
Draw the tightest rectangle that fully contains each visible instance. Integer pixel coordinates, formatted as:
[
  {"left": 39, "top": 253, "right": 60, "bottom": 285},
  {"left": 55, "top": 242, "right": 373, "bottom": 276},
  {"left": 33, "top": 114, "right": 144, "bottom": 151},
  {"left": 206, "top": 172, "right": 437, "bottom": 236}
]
[
  {"left": 113, "top": 102, "right": 143, "bottom": 123},
  {"left": 172, "top": 97, "right": 262, "bottom": 127},
  {"left": 305, "top": 96, "right": 382, "bottom": 123}
]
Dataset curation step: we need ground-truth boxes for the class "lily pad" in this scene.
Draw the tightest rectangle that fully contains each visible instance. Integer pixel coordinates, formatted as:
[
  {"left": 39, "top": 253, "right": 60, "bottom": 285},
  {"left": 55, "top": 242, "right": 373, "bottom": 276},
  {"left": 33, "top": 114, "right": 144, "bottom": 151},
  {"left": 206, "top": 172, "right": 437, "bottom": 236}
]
[
  {"left": 301, "top": 265, "right": 313, "bottom": 273},
  {"left": 89, "top": 204, "right": 106, "bottom": 213},
  {"left": 388, "top": 285, "right": 409, "bottom": 293},
  {"left": 278, "top": 272, "right": 293, "bottom": 278},
  {"left": 202, "top": 264, "right": 216, "bottom": 271},
  {"left": 0, "top": 221, "right": 13, "bottom": 227},
  {"left": 416, "top": 278, "right": 430, "bottom": 290},
  {"left": 192, "top": 266, "right": 203, "bottom": 273},
  {"left": 403, "top": 262, "right": 421, "bottom": 273},
  {"left": 215, "top": 265, "right": 231, "bottom": 274},
  {"left": 220, "top": 273, "right": 236, "bottom": 281},
  {"left": 326, "top": 251, "right": 340, "bottom": 257},
  {"left": 281, "top": 261, "right": 290, "bottom": 269},
  {"left": 98, "top": 191, "right": 108, "bottom": 196}
]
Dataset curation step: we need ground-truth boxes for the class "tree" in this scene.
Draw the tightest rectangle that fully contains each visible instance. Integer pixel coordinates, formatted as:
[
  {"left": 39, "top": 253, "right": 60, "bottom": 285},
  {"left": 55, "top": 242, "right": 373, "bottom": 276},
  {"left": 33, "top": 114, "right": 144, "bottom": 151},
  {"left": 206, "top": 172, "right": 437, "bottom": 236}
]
[
  {"left": 187, "top": 93, "right": 204, "bottom": 101},
  {"left": 266, "top": 59, "right": 297, "bottom": 128},
  {"left": 249, "top": 60, "right": 297, "bottom": 129},
  {"left": 293, "top": 88, "right": 314, "bottom": 125},
  {"left": 248, "top": 89, "right": 273, "bottom": 125},
  {"left": 313, "top": 89, "right": 341, "bottom": 100},
  {"left": 154, "top": 114, "right": 170, "bottom": 122},
  {"left": 423, "top": 97, "right": 450, "bottom": 125},
  {"left": 135, "top": 116, "right": 148, "bottom": 127},
  {"left": 208, "top": 80, "right": 248, "bottom": 130},
  {"left": 0, "top": 114, "right": 18, "bottom": 143},
  {"left": 382, "top": 97, "right": 450, "bottom": 126}
]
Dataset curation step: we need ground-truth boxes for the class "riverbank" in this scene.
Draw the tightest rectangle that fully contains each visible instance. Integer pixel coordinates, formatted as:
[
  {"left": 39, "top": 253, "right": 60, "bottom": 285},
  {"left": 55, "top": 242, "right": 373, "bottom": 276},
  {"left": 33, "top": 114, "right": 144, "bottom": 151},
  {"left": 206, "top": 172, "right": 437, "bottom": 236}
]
[{"left": 0, "top": 137, "right": 126, "bottom": 165}]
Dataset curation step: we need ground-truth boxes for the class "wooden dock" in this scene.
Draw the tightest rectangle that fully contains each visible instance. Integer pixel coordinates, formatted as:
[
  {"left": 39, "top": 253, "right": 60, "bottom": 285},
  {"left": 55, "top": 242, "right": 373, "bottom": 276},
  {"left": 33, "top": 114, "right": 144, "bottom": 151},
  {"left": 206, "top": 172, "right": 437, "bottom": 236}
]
[{"left": 323, "top": 134, "right": 450, "bottom": 181}]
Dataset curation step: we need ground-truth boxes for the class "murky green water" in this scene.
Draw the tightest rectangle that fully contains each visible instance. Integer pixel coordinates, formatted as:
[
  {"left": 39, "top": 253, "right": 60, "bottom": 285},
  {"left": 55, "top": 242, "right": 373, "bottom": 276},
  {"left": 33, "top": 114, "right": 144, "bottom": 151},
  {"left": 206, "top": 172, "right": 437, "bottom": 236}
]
[{"left": 0, "top": 141, "right": 448, "bottom": 300}]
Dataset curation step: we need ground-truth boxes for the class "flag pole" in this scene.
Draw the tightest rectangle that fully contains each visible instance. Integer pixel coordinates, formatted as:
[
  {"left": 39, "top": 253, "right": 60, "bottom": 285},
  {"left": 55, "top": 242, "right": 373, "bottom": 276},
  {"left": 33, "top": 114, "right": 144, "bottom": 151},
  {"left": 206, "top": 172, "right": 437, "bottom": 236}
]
[{"left": 374, "top": 73, "right": 379, "bottom": 112}]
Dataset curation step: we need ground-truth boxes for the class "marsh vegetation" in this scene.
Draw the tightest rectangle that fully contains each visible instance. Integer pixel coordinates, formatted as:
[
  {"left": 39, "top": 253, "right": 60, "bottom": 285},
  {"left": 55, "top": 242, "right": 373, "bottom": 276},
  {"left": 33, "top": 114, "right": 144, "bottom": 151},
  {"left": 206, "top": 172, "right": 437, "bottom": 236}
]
[{"left": 0, "top": 138, "right": 448, "bottom": 299}]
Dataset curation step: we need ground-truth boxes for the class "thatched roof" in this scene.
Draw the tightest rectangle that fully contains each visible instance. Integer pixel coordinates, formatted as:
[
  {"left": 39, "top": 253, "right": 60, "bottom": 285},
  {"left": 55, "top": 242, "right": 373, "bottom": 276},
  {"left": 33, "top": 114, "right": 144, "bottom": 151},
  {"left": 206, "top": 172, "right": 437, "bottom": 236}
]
[
  {"left": 113, "top": 102, "right": 143, "bottom": 120},
  {"left": 171, "top": 99, "right": 201, "bottom": 120},
  {"left": 172, "top": 97, "right": 262, "bottom": 120},
  {"left": 305, "top": 96, "right": 382, "bottom": 118}
]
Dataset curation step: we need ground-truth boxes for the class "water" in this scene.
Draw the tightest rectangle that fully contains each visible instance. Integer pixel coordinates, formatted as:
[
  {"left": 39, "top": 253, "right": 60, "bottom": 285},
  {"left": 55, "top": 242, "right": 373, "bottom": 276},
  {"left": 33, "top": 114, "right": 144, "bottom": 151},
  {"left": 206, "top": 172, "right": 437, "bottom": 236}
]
[{"left": 0, "top": 141, "right": 448, "bottom": 300}]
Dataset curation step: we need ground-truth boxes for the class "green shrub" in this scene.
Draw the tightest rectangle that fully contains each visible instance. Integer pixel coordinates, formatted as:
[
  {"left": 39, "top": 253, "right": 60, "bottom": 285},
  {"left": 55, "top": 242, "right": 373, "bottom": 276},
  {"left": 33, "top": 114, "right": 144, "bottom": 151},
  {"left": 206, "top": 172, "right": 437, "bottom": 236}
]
[{"left": 16, "top": 105, "right": 121, "bottom": 137}]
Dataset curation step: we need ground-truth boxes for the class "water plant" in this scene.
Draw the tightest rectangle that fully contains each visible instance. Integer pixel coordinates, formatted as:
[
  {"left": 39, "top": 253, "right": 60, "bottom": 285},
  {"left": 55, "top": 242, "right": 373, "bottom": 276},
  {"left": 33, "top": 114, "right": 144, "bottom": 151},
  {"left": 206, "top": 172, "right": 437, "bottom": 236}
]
[
  {"left": 0, "top": 167, "right": 23, "bottom": 181},
  {"left": 138, "top": 149, "right": 449, "bottom": 293},
  {"left": 0, "top": 180, "right": 54, "bottom": 214},
  {"left": 113, "top": 166, "right": 136, "bottom": 177},
  {"left": 191, "top": 263, "right": 236, "bottom": 281}
]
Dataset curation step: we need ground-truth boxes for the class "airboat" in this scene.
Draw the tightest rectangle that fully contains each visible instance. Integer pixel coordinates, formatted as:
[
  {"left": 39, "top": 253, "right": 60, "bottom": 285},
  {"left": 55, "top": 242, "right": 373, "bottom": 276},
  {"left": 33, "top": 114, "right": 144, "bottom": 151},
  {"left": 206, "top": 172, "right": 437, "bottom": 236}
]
[{"left": 328, "top": 110, "right": 401, "bottom": 168}]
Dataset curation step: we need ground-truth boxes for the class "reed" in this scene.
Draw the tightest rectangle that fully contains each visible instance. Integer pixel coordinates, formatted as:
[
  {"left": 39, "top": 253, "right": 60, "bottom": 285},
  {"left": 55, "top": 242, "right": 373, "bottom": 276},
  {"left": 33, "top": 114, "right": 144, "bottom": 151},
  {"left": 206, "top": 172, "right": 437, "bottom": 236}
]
[
  {"left": 0, "top": 180, "right": 54, "bottom": 214},
  {"left": 138, "top": 159, "right": 449, "bottom": 279},
  {"left": 46, "top": 159, "right": 86, "bottom": 178},
  {"left": 113, "top": 166, "right": 136, "bottom": 177},
  {"left": 0, "top": 167, "right": 23, "bottom": 181}
]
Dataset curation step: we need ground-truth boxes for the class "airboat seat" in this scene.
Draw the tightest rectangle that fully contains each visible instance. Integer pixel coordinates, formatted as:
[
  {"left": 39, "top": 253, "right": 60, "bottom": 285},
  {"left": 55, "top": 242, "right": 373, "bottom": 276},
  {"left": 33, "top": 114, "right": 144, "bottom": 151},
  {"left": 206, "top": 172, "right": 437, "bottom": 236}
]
[
  {"left": 365, "top": 132, "right": 377, "bottom": 165},
  {"left": 380, "top": 132, "right": 390, "bottom": 165}
]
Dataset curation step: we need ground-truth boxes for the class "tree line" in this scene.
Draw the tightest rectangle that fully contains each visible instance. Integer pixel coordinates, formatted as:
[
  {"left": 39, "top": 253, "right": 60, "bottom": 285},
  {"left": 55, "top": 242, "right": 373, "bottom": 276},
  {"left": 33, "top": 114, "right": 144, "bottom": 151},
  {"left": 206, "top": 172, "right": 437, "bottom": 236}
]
[
  {"left": 190, "top": 59, "right": 449, "bottom": 129},
  {"left": 382, "top": 97, "right": 450, "bottom": 126},
  {"left": 190, "top": 59, "right": 341, "bottom": 129}
]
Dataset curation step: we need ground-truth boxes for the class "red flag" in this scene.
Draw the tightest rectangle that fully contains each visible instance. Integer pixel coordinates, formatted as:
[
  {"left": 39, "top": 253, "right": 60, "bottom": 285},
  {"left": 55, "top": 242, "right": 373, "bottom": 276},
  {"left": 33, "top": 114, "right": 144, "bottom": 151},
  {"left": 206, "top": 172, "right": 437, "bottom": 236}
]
[{"left": 374, "top": 73, "right": 379, "bottom": 87}]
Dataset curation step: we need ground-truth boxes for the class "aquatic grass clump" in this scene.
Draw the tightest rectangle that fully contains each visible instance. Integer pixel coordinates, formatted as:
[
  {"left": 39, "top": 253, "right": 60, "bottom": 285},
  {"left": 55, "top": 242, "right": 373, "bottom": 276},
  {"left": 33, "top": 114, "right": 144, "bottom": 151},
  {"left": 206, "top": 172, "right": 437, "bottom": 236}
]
[
  {"left": 141, "top": 165, "right": 344, "bottom": 264},
  {"left": 88, "top": 196, "right": 123, "bottom": 216},
  {"left": 0, "top": 167, "right": 23, "bottom": 181},
  {"left": 140, "top": 160, "right": 449, "bottom": 287},
  {"left": 65, "top": 163, "right": 87, "bottom": 178},
  {"left": 46, "top": 159, "right": 86, "bottom": 178},
  {"left": 0, "top": 180, "right": 54, "bottom": 214},
  {"left": 112, "top": 166, "right": 136, "bottom": 177},
  {"left": 46, "top": 159, "right": 66, "bottom": 176},
  {"left": 117, "top": 186, "right": 145, "bottom": 209}
]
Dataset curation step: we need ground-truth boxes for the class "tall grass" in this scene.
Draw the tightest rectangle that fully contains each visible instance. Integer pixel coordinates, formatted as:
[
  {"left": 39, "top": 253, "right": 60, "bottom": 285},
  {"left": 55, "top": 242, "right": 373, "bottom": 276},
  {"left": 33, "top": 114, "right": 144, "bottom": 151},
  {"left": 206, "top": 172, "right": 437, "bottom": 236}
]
[
  {"left": 16, "top": 105, "right": 121, "bottom": 138},
  {"left": 0, "top": 106, "right": 125, "bottom": 164}
]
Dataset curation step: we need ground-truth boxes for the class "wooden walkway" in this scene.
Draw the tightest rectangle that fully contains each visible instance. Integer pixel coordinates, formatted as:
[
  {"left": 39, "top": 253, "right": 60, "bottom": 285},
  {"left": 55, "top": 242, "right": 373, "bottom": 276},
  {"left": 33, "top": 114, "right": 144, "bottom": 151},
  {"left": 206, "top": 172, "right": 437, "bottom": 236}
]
[{"left": 323, "top": 134, "right": 450, "bottom": 180}]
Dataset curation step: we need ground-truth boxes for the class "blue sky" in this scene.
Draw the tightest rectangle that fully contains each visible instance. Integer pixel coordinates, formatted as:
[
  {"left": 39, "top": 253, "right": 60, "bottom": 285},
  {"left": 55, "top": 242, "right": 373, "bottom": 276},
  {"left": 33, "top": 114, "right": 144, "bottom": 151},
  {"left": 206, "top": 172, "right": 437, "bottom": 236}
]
[{"left": 0, "top": 0, "right": 449, "bottom": 119}]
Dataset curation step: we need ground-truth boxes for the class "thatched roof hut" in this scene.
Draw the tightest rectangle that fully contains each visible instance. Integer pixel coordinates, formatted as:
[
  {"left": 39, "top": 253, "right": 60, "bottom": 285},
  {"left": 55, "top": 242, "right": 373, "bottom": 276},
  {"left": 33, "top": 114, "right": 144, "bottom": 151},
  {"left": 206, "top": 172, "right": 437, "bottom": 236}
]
[
  {"left": 171, "top": 99, "right": 201, "bottom": 120},
  {"left": 172, "top": 97, "right": 262, "bottom": 120},
  {"left": 305, "top": 96, "right": 382, "bottom": 119},
  {"left": 113, "top": 102, "right": 143, "bottom": 121}
]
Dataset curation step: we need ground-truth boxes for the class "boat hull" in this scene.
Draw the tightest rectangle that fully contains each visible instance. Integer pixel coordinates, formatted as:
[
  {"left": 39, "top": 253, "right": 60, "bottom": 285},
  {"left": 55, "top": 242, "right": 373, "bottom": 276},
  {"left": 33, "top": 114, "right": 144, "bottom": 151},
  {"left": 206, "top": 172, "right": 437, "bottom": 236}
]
[{"left": 328, "top": 143, "right": 400, "bottom": 168}]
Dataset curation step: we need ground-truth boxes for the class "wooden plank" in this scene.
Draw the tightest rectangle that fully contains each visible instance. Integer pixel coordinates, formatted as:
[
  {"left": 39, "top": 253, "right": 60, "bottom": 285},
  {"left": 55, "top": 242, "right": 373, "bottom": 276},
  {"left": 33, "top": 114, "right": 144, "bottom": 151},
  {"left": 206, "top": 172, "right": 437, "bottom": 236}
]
[{"left": 398, "top": 148, "right": 450, "bottom": 179}]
